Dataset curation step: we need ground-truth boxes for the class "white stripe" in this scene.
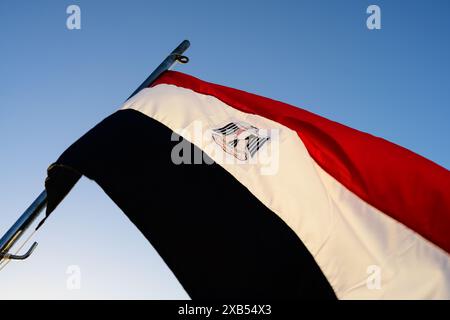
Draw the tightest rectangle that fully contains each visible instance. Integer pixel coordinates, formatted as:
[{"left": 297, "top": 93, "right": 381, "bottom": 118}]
[{"left": 122, "top": 84, "right": 450, "bottom": 299}]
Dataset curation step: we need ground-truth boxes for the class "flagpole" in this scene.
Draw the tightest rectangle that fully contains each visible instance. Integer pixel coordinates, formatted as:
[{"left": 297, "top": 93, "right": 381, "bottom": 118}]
[{"left": 0, "top": 40, "right": 191, "bottom": 262}]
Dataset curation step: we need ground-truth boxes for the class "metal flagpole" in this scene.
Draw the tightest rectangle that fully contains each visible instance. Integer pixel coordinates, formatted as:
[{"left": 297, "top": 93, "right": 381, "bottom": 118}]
[{"left": 0, "top": 40, "right": 191, "bottom": 263}]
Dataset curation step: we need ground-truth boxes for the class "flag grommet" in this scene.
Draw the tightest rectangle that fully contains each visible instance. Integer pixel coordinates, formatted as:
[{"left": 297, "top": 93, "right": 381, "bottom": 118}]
[{"left": 175, "top": 55, "right": 189, "bottom": 64}]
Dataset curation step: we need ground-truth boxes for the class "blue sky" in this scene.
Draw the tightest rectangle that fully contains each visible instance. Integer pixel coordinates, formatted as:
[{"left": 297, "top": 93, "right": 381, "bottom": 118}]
[{"left": 0, "top": 0, "right": 449, "bottom": 299}]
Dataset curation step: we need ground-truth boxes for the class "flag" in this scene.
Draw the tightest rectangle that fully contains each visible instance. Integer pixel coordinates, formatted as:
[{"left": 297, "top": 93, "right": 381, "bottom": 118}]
[{"left": 45, "top": 71, "right": 450, "bottom": 299}]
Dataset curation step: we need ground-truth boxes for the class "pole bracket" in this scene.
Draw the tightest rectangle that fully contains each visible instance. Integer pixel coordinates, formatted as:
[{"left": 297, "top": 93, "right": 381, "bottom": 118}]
[
  {"left": 173, "top": 53, "right": 189, "bottom": 64},
  {"left": 0, "top": 242, "right": 38, "bottom": 261}
]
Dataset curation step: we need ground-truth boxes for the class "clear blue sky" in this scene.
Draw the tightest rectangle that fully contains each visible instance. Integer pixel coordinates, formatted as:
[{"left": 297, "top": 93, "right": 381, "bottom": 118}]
[{"left": 0, "top": 0, "right": 449, "bottom": 299}]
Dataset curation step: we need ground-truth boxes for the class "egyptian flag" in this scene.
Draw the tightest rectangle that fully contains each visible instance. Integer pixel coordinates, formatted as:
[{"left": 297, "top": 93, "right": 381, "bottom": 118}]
[{"left": 45, "top": 71, "right": 450, "bottom": 299}]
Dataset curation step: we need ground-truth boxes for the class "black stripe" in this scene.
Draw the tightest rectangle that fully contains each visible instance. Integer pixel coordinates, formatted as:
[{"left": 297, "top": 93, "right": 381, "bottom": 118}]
[{"left": 46, "top": 109, "right": 336, "bottom": 300}]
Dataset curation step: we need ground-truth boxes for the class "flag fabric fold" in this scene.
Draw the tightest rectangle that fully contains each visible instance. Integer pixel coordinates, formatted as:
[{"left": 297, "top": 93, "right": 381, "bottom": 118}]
[{"left": 46, "top": 71, "right": 450, "bottom": 299}]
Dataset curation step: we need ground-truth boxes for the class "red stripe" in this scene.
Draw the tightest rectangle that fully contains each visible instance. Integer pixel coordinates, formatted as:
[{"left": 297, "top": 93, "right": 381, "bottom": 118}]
[{"left": 151, "top": 71, "right": 450, "bottom": 254}]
